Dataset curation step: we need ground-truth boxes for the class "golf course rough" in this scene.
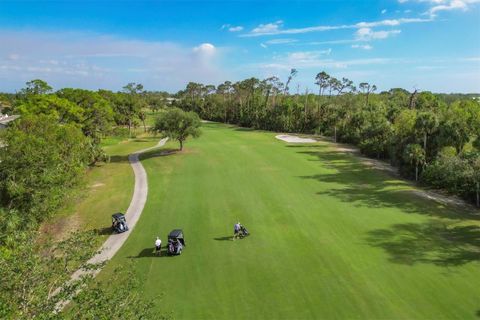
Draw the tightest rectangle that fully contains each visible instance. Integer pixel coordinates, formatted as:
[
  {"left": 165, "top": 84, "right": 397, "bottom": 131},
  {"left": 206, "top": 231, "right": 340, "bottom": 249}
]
[{"left": 101, "top": 122, "right": 480, "bottom": 320}]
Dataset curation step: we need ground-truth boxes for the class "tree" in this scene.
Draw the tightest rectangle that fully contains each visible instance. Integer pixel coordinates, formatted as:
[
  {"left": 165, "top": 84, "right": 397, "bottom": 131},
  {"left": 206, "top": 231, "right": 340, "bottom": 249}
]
[
  {"left": 122, "top": 82, "right": 144, "bottom": 95},
  {"left": 284, "top": 68, "right": 298, "bottom": 95},
  {"left": 138, "top": 110, "right": 147, "bottom": 132},
  {"left": 0, "top": 228, "right": 161, "bottom": 319},
  {"left": 0, "top": 115, "right": 91, "bottom": 223},
  {"left": 22, "top": 79, "right": 53, "bottom": 95},
  {"left": 414, "top": 111, "right": 438, "bottom": 157},
  {"left": 152, "top": 108, "right": 201, "bottom": 150},
  {"left": 469, "top": 157, "right": 480, "bottom": 207},
  {"left": 359, "top": 82, "right": 377, "bottom": 106},
  {"left": 56, "top": 88, "right": 114, "bottom": 144},
  {"left": 403, "top": 143, "right": 426, "bottom": 181},
  {"left": 15, "top": 95, "right": 84, "bottom": 124}
]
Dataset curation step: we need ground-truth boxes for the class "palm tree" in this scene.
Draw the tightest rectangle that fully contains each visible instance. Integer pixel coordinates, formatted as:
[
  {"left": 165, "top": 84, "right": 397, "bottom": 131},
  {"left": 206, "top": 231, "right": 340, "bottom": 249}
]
[{"left": 404, "top": 143, "right": 426, "bottom": 181}]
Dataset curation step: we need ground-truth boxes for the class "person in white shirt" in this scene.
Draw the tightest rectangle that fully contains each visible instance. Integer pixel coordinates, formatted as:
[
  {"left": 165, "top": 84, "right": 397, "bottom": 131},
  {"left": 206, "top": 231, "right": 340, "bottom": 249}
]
[{"left": 155, "top": 237, "right": 162, "bottom": 256}]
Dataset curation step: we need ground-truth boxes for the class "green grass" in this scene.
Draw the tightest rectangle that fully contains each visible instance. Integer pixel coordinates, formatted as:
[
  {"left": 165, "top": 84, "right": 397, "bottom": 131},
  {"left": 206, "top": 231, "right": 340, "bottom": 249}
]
[
  {"left": 41, "top": 135, "right": 160, "bottom": 242},
  {"left": 102, "top": 122, "right": 480, "bottom": 319}
]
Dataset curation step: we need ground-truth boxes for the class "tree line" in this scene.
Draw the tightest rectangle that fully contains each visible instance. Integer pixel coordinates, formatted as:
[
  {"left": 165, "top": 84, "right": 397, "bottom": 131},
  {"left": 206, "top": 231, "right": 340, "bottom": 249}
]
[
  {"left": 0, "top": 79, "right": 173, "bottom": 318},
  {"left": 172, "top": 71, "right": 480, "bottom": 206}
]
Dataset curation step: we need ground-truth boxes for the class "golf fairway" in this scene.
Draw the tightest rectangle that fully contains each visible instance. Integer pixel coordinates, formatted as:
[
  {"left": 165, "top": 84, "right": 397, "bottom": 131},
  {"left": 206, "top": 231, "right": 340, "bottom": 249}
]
[{"left": 101, "top": 122, "right": 480, "bottom": 320}]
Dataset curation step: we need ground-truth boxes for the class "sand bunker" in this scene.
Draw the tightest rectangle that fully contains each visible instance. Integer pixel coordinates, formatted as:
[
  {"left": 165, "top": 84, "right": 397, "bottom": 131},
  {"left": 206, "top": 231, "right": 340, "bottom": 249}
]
[{"left": 275, "top": 135, "right": 317, "bottom": 143}]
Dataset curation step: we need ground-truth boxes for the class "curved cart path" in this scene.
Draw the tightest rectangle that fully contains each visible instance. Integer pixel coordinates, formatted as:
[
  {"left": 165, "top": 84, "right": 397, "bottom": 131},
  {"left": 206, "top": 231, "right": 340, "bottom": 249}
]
[{"left": 54, "top": 138, "right": 168, "bottom": 311}]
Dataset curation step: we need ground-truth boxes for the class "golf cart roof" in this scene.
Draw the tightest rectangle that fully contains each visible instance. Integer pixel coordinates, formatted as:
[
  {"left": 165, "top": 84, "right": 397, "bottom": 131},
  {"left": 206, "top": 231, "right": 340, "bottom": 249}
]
[
  {"left": 168, "top": 229, "right": 184, "bottom": 239},
  {"left": 112, "top": 212, "right": 126, "bottom": 220}
]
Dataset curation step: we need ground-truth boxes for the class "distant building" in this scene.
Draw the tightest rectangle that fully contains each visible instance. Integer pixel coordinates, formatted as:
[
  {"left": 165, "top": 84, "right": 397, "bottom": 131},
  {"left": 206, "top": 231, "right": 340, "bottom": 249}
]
[
  {"left": 166, "top": 97, "right": 179, "bottom": 104},
  {"left": 0, "top": 114, "right": 20, "bottom": 130}
]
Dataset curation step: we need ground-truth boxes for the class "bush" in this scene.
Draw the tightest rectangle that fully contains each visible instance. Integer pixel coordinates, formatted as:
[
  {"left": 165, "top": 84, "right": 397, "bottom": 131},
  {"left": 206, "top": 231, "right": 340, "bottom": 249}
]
[{"left": 0, "top": 115, "right": 91, "bottom": 225}]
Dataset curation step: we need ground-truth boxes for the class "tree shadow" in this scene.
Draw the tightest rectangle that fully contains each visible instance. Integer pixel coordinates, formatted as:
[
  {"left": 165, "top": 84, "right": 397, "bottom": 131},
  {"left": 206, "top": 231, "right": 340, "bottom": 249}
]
[
  {"left": 128, "top": 247, "right": 173, "bottom": 259},
  {"left": 109, "top": 154, "right": 129, "bottom": 163},
  {"left": 295, "top": 146, "right": 479, "bottom": 221},
  {"left": 213, "top": 236, "right": 233, "bottom": 241},
  {"left": 92, "top": 226, "right": 113, "bottom": 236},
  {"left": 234, "top": 127, "right": 255, "bottom": 132},
  {"left": 476, "top": 310, "right": 480, "bottom": 318},
  {"left": 366, "top": 220, "right": 480, "bottom": 266},
  {"left": 107, "top": 148, "right": 177, "bottom": 163},
  {"left": 140, "top": 148, "right": 178, "bottom": 161}
]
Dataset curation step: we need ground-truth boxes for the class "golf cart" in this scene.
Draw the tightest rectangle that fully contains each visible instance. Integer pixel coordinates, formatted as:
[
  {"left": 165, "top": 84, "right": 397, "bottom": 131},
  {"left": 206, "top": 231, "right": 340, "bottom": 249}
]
[
  {"left": 112, "top": 213, "right": 129, "bottom": 233},
  {"left": 239, "top": 225, "right": 249, "bottom": 238},
  {"left": 167, "top": 229, "right": 185, "bottom": 255}
]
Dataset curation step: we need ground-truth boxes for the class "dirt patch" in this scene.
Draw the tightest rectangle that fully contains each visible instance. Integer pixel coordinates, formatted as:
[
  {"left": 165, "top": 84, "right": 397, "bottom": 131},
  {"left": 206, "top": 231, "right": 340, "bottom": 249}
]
[
  {"left": 91, "top": 183, "right": 105, "bottom": 188},
  {"left": 38, "top": 212, "right": 82, "bottom": 243}
]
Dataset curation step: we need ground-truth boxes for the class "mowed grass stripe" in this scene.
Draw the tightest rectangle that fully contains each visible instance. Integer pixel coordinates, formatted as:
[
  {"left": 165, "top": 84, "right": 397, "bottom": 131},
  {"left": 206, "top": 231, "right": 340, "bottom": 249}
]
[{"left": 102, "top": 122, "right": 480, "bottom": 320}]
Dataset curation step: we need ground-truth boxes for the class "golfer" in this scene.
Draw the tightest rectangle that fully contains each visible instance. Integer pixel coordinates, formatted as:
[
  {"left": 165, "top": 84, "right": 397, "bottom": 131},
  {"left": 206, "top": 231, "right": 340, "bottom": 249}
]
[
  {"left": 233, "top": 222, "right": 241, "bottom": 240},
  {"left": 155, "top": 236, "right": 162, "bottom": 256}
]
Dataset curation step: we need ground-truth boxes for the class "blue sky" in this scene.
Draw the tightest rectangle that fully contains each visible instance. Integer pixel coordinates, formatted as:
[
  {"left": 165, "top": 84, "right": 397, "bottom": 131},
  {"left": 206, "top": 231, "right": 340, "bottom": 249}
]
[{"left": 0, "top": 0, "right": 479, "bottom": 93}]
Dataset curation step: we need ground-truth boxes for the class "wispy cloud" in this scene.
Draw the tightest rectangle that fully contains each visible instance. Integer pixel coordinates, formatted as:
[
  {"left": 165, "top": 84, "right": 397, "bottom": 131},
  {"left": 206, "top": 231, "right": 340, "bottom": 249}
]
[
  {"left": 221, "top": 24, "right": 244, "bottom": 32},
  {"left": 265, "top": 38, "right": 298, "bottom": 45},
  {"left": 355, "top": 28, "right": 401, "bottom": 40},
  {"left": 399, "top": 0, "right": 480, "bottom": 16},
  {"left": 229, "top": 26, "right": 244, "bottom": 32},
  {"left": 241, "top": 18, "right": 431, "bottom": 37},
  {"left": 352, "top": 44, "right": 373, "bottom": 50},
  {"left": 254, "top": 49, "right": 393, "bottom": 72},
  {"left": 0, "top": 31, "right": 227, "bottom": 91}
]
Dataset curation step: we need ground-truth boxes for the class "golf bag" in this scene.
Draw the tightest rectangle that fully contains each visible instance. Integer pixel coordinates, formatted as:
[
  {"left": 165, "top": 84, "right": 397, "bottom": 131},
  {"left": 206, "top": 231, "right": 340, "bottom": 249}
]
[{"left": 239, "top": 225, "right": 249, "bottom": 237}]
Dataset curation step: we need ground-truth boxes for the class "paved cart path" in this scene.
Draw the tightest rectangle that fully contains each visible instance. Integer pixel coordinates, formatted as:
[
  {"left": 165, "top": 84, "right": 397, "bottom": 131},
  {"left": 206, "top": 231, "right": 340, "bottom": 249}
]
[{"left": 53, "top": 137, "right": 168, "bottom": 311}]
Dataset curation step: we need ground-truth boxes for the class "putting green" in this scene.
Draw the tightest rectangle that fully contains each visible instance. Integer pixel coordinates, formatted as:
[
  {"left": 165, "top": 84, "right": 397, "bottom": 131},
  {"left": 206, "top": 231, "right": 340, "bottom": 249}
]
[{"left": 103, "top": 122, "right": 480, "bottom": 319}]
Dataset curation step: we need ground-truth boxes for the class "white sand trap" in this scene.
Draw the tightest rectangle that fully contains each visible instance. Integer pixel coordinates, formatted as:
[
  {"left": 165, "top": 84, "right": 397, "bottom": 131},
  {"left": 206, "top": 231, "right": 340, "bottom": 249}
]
[{"left": 276, "top": 134, "right": 316, "bottom": 143}]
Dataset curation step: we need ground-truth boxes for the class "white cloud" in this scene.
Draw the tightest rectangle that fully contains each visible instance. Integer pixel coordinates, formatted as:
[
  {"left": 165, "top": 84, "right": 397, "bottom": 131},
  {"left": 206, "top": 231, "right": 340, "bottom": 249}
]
[
  {"left": 228, "top": 26, "right": 244, "bottom": 32},
  {"left": 352, "top": 44, "right": 373, "bottom": 50},
  {"left": 0, "top": 31, "right": 226, "bottom": 91},
  {"left": 7, "top": 53, "right": 20, "bottom": 61},
  {"left": 355, "top": 28, "right": 401, "bottom": 40},
  {"left": 193, "top": 43, "right": 216, "bottom": 56},
  {"left": 355, "top": 18, "right": 431, "bottom": 28},
  {"left": 398, "top": 0, "right": 480, "bottom": 16},
  {"left": 260, "top": 43, "right": 268, "bottom": 48},
  {"left": 381, "top": 9, "right": 387, "bottom": 14},
  {"left": 265, "top": 38, "right": 298, "bottom": 45},
  {"left": 427, "top": 0, "right": 469, "bottom": 15},
  {"left": 251, "top": 20, "right": 284, "bottom": 34},
  {"left": 242, "top": 18, "right": 430, "bottom": 37},
  {"left": 257, "top": 55, "right": 393, "bottom": 72}
]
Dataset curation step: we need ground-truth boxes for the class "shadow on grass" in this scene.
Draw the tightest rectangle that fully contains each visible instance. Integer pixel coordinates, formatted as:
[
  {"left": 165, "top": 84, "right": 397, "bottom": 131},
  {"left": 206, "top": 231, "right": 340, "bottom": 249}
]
[
  {"left": 294, "top": 144, "right": 480, "bottom": 268},
  {"left": 140, "top": 148, "right": 178, "bottom": 161},
  {"left": 234, "top": 127, "right": 255, "bottom": 132},
  {"left": 108, "top": 148, "right": 177, "bottom": 163},
  {"left": 294, "top": 145, "right": 479, "bottom": 221},
  {"left": 476, "top": 310, "right": 480, "bottom": 318},
  {"left": 109, "top": 154, "right": 129, "bottom": 163},
  {"left": 92, "top": 226, "right": 113, "bottom": 236},
  {"left": 128, "top": 247, "right": 173, "bottom": 259},
  {"left": 214, "top": 236, "right": 233, "bottom": 241},
  {"left": 366, "top": 220, "right": 480, "bottom": 266}
]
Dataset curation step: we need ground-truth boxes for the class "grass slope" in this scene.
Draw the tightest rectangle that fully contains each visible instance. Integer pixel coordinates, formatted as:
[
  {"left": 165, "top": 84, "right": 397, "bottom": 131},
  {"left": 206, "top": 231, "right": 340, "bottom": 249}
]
[
  {"left": 103, "top": 123, "right": 480, "bottom": 319},
  {"left": 41, "top": 136, "right": 159, "bottom": 242}
]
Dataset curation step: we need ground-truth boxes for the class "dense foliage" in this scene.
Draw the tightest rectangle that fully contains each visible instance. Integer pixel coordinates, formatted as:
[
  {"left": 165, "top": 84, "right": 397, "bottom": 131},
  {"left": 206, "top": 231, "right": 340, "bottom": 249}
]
[
  {"left": 0, "top": 228, "right": 160, "bottom": 319},
  {"left": 0, "top": 80, "right": 168, "bottom": 318},
  {"left": 0, "top": 115, "right": 92, "bottom": 225},
  {"left": 173, "top": 72, "right": 480, "bottom": 206}
]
